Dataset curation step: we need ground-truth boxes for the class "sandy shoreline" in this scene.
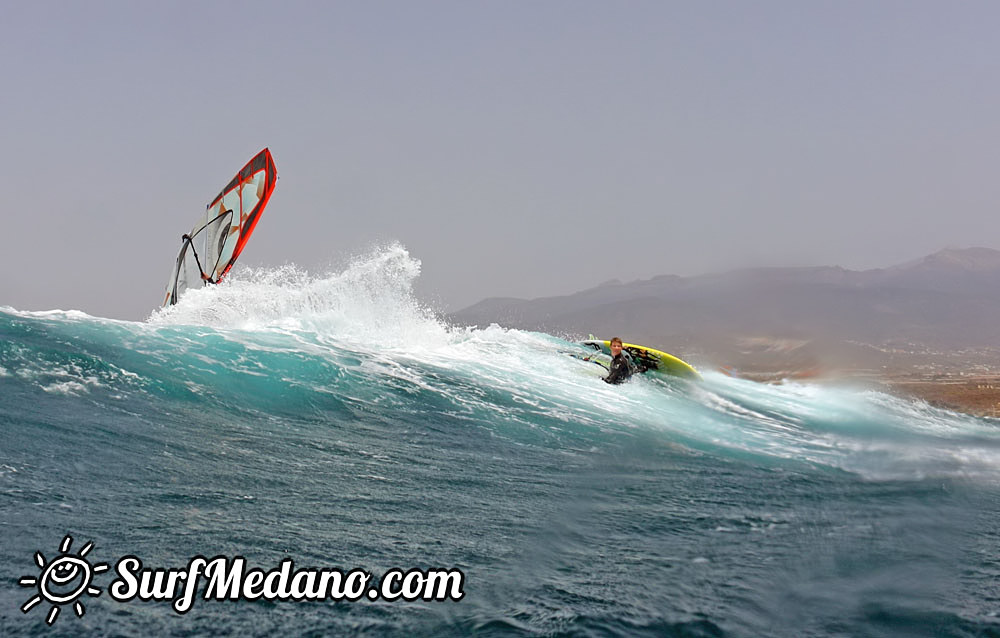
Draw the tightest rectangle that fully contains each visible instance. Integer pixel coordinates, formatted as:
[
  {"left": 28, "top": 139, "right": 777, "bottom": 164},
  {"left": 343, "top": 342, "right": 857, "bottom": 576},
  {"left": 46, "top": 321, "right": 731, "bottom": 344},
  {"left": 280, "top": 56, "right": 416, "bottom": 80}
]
[
  {"left": 728, "top": 368, "right": 1000, "bottom": 419},
  {"left": 880, "top": 376, "right": 1000, "bottom": 419}
]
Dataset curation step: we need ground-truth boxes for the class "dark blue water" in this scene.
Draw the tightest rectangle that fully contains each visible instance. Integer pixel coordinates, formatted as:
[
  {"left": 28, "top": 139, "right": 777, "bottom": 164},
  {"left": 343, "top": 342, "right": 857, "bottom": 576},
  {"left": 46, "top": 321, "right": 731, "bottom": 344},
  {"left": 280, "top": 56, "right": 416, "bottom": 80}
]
[{"left": 3, "top": 248, "right": 1000, "bottom": 636}]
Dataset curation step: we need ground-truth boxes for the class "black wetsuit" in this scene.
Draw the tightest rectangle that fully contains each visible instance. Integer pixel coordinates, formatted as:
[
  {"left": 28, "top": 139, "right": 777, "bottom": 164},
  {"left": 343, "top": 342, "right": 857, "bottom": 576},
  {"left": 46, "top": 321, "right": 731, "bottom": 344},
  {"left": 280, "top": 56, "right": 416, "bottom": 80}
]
[{"left": 604, "top": 353, "right": 634, "bottom": 385}]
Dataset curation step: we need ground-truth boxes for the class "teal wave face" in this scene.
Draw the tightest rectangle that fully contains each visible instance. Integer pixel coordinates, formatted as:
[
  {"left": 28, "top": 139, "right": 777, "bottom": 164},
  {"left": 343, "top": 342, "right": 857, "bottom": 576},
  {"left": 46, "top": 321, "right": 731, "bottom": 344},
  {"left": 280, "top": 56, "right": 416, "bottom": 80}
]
[{"left": 3, "top": 296, "right": 999, "bottom": 483}]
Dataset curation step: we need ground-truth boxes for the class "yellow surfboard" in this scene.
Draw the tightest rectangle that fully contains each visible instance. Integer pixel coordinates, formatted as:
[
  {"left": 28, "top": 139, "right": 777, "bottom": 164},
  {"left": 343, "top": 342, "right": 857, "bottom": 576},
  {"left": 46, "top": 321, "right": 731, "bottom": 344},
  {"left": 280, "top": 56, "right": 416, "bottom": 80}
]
[{"left": 581, "top": 339, "right": 702, "bottom": 381}]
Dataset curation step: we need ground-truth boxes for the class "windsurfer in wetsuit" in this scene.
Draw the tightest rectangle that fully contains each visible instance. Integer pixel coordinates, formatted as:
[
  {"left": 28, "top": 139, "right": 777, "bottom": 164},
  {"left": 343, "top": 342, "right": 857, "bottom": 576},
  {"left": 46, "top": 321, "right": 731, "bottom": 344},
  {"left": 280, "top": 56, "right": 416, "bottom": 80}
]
[{"left": 604, "top": 336, "right": 635, "bottom": 384}]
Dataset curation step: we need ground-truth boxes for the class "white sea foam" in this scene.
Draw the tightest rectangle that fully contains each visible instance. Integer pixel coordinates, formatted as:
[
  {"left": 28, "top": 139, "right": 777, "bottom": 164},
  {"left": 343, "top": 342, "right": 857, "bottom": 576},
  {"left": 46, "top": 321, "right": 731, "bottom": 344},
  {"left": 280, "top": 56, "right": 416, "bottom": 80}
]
[
  {"left": 149, "top": 242, "right": 449, "bottom": 349},
  {"left": 41, "top": 380, "right": 94, "bottom": 396}
]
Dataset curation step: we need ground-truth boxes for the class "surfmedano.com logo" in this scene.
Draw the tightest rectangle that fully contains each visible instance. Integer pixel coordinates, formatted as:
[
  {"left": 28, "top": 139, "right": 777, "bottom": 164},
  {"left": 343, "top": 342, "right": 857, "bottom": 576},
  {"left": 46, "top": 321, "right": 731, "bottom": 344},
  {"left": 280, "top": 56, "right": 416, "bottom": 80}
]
[
  {"left": 19, "top": 534, "right": 465, "bottom": 627},
  {"left": 19, "top": 536, "right": 109, "bottom": 625}
]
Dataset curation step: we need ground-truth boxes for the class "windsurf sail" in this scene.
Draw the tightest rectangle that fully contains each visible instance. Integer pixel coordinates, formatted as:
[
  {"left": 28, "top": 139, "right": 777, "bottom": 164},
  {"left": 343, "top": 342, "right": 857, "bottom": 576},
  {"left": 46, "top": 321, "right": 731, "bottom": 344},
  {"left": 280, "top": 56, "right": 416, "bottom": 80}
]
[{"left": 163, "top": 148, "right": 277, "bottom": 306}]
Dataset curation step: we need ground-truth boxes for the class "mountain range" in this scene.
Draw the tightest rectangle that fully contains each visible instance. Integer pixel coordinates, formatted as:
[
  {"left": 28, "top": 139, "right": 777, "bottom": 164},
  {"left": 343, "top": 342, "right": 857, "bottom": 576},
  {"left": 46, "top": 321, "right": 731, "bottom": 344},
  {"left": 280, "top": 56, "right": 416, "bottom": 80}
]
[{"left": 449, "top": 247, "right": 1000, "bottom": 372}]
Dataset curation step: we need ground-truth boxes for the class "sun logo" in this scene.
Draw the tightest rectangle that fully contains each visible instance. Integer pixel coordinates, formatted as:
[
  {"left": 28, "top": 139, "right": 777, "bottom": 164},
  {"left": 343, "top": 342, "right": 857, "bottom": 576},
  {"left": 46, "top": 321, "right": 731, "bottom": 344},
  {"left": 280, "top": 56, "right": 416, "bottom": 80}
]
[{"left": 19, "top": 535, "right": 109, "bottom": 626}]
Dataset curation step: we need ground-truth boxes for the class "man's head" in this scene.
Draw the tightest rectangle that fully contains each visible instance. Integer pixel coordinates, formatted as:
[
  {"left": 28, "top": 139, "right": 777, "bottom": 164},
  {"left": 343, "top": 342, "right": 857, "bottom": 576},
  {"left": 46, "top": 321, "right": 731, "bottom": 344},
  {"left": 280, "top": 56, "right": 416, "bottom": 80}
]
[{"left": 610, "top": 337, "right": 623, "bottom": 356}]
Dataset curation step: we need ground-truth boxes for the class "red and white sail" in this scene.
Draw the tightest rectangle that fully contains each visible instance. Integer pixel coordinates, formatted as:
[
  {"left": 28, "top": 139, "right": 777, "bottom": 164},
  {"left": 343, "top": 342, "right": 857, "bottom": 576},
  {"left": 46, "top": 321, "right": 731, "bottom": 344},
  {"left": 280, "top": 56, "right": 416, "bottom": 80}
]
[{"left": 163, "top": 148, "right": 277, "bottom": 306}]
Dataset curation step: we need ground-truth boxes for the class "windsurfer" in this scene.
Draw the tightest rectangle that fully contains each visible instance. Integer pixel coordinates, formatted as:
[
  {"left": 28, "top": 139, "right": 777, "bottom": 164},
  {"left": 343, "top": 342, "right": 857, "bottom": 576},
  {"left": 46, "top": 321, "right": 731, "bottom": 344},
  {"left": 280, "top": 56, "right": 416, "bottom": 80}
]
[{"left": 604, "top": 337, "right": 635, "bottom": 385}]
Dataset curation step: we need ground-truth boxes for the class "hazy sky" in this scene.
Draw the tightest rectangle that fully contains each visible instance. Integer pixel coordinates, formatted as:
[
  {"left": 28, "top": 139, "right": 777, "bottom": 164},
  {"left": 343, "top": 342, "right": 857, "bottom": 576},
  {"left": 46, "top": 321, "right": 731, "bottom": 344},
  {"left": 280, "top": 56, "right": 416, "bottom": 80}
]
[{"left": 2, "top": 1, "right": 998, "bottom": 320}]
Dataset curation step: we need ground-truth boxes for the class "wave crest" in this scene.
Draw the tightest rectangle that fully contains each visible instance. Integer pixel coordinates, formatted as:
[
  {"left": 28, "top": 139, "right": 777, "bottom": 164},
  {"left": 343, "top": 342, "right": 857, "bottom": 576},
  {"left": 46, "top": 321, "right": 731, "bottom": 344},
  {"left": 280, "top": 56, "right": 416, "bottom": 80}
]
[{"left": 148, "top": 243, "right": 448, "bottom": 347}]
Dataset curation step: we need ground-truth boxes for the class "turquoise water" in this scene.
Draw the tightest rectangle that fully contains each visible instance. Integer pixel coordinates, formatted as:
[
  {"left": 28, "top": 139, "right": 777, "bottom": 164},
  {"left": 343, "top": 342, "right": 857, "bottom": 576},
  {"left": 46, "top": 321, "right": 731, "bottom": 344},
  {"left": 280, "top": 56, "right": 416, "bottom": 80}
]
[{"left": 2, "top": 245, "right": 1000, "bottom": 637}]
